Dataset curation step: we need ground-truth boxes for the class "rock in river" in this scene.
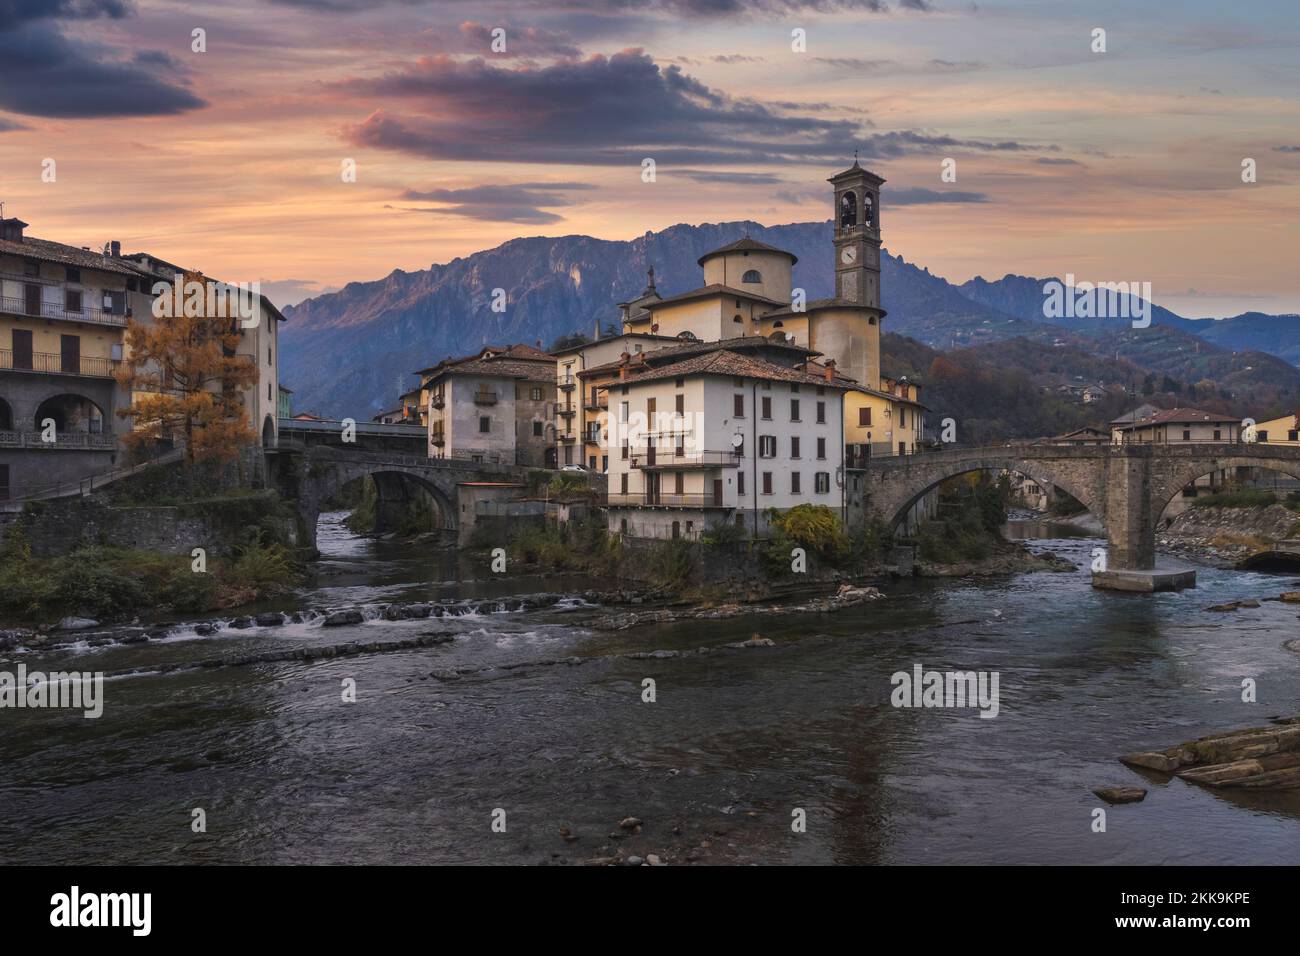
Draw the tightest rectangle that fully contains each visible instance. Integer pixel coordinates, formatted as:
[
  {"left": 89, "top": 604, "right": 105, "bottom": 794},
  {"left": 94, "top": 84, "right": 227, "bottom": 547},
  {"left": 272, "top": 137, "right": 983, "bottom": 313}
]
[
  {"left": 1092, "top": 787, "right": 1147, "bottom": 804},
  {"left": 323, "top": 609, "right": 365, "bottom": 627}
]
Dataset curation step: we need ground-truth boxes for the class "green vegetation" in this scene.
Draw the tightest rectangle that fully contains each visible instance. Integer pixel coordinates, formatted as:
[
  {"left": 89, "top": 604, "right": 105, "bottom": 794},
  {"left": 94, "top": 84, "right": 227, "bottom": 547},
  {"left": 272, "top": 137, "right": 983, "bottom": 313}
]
[
  {"left": 906, "top": 474, "right": 1010, "bottom": 564},
  {"left": 646, "top": 538, "right": 692, "bottom": 588},
  {"left": 496, "top": 514, "right": 616, "bottom": 572},
  {"left": 0, "top": 525, "right": 300, "bottom": 626},
  {"left": 526, "top": 470, "right": 589, "bottom": 497},
  {"left": 760, "top": 504, "right": 852, "bottom": 575},
  {"left": 1191, "top": 488, "right": 1279, "bottom": 510}
]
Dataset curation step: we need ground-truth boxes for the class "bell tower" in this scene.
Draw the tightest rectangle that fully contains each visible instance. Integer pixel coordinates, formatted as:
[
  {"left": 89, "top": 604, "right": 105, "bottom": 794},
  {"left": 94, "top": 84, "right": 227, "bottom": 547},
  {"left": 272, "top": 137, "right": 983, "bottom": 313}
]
[{"left": 829, "top": 159, "right": 884, "bottom": 308}]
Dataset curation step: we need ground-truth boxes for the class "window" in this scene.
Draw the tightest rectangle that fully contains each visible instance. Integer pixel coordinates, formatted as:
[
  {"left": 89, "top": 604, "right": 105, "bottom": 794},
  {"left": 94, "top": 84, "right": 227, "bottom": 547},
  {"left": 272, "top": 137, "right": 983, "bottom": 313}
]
[
  {"left": 899, "top": 408, "right": 907, "bottom": 427},
  {"left": 762, "top": 472, "right": 773, "bottom": 495},
  {"left": 840, "top": 191, "right": 857, "bottom": 228},
  {"left": 1258, "top": 431, "right": 1270, "bottom": 443},
  {"left": 1213, "top": 429, "right": 1221, "bottom": 441},
  {"left": 742, "top": 269, "right": 762, "bottom": 284},
  {"left": 761, "top": 396, "right": 772, "bottom": 420},
  {"left": 66, "top": 266, "right": 80, "bottom": 283},
  {"left": 686, "top": 521, "right": 693, "bottom": 535},
  {"left": 815, "top": 472, "right": 830, "bottom": 494},
  {"left": 533, "top": 421, "right": 543, "bottom": 437},
  {"left": 791, "top": 472, "right": 801, "bottom": 495},
  {"left": 671, "top": 521, "right": 680, "bottom": 540},
  {"left": 790, "top": 399, "right": 800, "bottom": 421},
  {"left": 791, "top": 436, "right": 800, "bottom": 458},
  {"left": 647, "top": 397, "right": 656, "bottom": 416},
  {"left": 859, "top": 407, "right": 872, "bottom": 427},
  {"left": 737, "top": 471, "right": 745, "bottom": 495},
  {"left": 1182, "top": 429, "right": 1191, "bottom": 441},
  {"left": 268, "top": 383, "right": 272, "bottom": 401},
  {"left": 267, "top": 346, "right": 272, "bottom": 366},
  {"left": 619, "top": 401, "right": 629, "bottom": 423},
  {"left": 64, "top": 289, "right": 82, "bottom": 313},
  {"left": 590, "top": 456, "right": 597, "bottom": 469},
  {"left": 675, "top": 377, "right": 684, "bottom": 387},
  {"left": 817, "top": 386, "right": 825, "bottom": 396},
  {"left": 733, "top": 394, "right": 744, "bottom": 417},
  {"left": 23, "top": 259, "right": 38, "bottom": 277},
  {"left": 479, "top": 416, "right": 491, "bottom": 433},
  {"left": 620, "top": 474, "right": 628, "bottom": 494},
  {"left": 675, "top": 393, "right": 684, "bottom": 415},
  {"left": 759, "top": 435, "right": 776, "bottom": 458},
  {"left": 817, "top": 437, "right": 826, "bottom": 459},
  {"left": 601, "top": 455, "right": 608, "bottom": 472},
  {"left": 1290, "top": 430, "right": 1299, "bottom": 442},
  {"left": 733, "top": 314, "right": 743, "bottom": 324},
  {"left": 674, "top": 472, "right": 684, "bottom": 494},
  {"left": 735, "top": 513, "right": 745, "bottom": 529},
  {"left": 531, "top": 387, "right": 542, "bottom": 401},
  {"left": 621, "top": 441, "right": 629, "bottom": 460},
  {"left": 816, "top": 401, "right": 826, "bottom": 424}
]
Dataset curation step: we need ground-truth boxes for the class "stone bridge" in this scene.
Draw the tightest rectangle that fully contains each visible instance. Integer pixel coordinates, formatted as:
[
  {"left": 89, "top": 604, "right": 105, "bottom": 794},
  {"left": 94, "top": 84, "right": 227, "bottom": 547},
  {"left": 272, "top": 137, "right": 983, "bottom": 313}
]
[
  {"left": 860, "top": 442, "right": 1300, "bottom": 571},
  {"left": 270, "top": 445, "right": 528, "bottom": 551}
]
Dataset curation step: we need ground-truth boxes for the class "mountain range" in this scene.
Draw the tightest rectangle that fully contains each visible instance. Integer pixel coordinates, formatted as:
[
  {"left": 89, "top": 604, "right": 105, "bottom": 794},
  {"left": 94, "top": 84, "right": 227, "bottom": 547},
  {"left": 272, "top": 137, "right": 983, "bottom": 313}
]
[{"left": 279, "top": 220, "right": 1300, "bottom": 424}]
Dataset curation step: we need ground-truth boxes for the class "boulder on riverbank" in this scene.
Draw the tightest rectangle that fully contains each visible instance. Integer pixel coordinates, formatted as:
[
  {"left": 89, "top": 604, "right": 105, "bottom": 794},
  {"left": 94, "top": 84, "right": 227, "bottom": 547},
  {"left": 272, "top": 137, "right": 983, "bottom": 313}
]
[{"left": 1120, "top": 717, "right": 1300, "bottom": 789}]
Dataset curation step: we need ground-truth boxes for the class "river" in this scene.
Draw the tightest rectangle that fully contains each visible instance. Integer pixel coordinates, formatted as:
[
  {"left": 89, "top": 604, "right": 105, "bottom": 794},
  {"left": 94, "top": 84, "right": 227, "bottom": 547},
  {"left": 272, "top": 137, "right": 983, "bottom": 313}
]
[{"left": 2, "top": 510, "right": 1299, "bottom": 865}]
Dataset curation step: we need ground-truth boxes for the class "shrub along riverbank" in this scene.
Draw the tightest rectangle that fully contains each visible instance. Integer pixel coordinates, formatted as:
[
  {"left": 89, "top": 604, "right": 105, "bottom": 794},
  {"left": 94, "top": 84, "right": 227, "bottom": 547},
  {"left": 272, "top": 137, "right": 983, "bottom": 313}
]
[{"left": 0, "top": 525, "right": 302, "bottom": 627}]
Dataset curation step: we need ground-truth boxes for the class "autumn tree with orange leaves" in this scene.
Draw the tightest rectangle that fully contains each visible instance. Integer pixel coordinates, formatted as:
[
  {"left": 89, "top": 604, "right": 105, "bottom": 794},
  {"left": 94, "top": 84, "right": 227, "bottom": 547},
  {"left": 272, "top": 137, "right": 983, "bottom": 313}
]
[{"left": 116, "top": 271, "right": 259, "bottom": 466}]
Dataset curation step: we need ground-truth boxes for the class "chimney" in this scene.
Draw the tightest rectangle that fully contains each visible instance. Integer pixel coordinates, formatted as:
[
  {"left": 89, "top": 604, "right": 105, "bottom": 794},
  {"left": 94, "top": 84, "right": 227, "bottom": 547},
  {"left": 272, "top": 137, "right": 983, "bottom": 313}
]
[
  {"left": 0, "top": 217, "right": 27, "bottom": 241},
  {"left": 619, "top": 366, "right": 628, "bottom": 382},
  {"left": 823, "top": 359, "right": 836, "bottom": 382},
  {"left": 110, "top": 240, "right": 121, "bottom": 257},
  {"left": 635, "top": 352, "right": 646, "bottom": 365}
]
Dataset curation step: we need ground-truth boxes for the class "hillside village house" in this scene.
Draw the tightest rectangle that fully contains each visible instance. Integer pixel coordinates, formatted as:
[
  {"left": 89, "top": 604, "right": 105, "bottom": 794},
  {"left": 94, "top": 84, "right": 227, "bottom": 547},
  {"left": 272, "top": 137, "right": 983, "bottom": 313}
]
[
  {"left": 420, "top": 344, "right": 557, "bottom": 466},
  {"left": 1, "top": 216, "right": 283, "bottom": 500},
  {"left": 552, "top": 324, "right": 677, "bottom": 470},
  {"left": 1251, "top": 413, "right": 1299, "bottom": 445},
  {"left": 602, "top": 349, "right": 849, "bottom": 539}
]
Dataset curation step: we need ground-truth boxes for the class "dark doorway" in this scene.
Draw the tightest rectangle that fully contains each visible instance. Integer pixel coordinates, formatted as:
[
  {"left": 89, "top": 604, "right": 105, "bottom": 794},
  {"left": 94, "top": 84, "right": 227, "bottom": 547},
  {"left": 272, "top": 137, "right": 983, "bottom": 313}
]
[
  {"left": 24, "top": 284, "right": 41, "bottom": 317},
  {"left": 61, "top": 334, "right": 80, "bottom": 374},
  {"left": 12, "top": 329, "right": 33, "bottom": 370}
]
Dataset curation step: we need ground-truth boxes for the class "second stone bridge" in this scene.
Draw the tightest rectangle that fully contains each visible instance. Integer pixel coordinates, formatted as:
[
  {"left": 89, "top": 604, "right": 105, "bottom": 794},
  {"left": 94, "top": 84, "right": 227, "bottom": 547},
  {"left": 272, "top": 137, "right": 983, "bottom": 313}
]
[{"left": 859, "top": 442, "right": 1300, "bottom": 575}]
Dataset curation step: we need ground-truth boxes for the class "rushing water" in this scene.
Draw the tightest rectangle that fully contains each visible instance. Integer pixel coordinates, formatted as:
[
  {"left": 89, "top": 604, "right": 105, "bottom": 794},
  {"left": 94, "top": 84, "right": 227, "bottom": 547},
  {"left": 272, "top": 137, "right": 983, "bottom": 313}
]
[{"left": 3, "top": 510, "right": 1299, "bottom": 865}]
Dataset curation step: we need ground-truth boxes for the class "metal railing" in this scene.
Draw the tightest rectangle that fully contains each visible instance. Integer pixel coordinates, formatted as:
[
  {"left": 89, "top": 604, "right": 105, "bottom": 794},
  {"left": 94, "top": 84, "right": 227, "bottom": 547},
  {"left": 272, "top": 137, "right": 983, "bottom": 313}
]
[
  {"left": 472, "top": 390, "right": 498, "bottom": 405},
  {"left": 630, "top": 449, "right": 741, "bottom": 469},
  {"left": 606, "top": 492, "right": 728, "bottom": 508},
  {"left": 2, "top": 446, "right": 183, "bottom": 503},
  {"left": 0, "top": 348, "right": 121, "bottom": 378},
  {"left": 0, "top": 429, "right": 116, "bottom": 450},
  {"left": 0, "top": 294, "right": 128, "bottom": 327}
]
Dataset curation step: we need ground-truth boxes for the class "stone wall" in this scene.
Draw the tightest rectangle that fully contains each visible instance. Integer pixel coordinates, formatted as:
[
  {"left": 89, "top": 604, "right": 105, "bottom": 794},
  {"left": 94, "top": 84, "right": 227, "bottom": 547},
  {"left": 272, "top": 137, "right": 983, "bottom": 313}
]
[{"left": 7, "top": 490, "right": 297, "bottom": 558}]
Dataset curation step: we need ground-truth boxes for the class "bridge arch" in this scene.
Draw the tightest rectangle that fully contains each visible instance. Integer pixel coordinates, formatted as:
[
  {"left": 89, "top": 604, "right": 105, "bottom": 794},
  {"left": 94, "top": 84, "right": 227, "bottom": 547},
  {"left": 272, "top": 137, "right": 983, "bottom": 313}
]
[
  {"left": 874, "top": 455, "right": 1107, "bottom": 536},
  {"left": 1151, "top": 456, "right": 1300, "bottom": 525}
]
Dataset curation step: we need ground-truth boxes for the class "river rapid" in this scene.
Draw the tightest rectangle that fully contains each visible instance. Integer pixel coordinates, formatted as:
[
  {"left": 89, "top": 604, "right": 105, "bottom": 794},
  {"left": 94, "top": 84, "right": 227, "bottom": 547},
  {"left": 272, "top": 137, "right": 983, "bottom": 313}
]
[{"left": 2, "top": 511, "right": 1299, "bottom": 865}]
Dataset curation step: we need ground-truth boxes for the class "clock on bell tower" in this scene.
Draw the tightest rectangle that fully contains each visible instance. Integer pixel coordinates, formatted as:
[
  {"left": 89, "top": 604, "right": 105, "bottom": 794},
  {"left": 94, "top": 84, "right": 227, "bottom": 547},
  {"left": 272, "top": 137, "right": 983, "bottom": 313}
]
[{"left": 829, "top": 159, "right": 884, "bottom": 309}]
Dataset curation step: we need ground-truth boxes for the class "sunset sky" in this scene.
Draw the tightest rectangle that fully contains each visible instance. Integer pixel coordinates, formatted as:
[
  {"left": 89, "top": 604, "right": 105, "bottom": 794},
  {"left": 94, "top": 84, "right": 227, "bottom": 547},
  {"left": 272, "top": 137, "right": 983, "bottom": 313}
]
[{"left": 2, "top": 0, "right": 1298, "bottom": 316}]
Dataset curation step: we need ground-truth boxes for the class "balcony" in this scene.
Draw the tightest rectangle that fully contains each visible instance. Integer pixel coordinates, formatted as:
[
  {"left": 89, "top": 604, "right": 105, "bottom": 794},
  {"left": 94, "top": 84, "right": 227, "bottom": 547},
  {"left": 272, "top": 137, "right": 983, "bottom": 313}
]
[
  {"left": 630, "top": 449, "right": 741, "bottom": 470},
  {"left": 0, "top": 430, "right": 116, "bottom": 450},
  {"left": 472, "top": 389, "right": 498, "bottom": 406},
  {"left": 558, "top": 378, "right": 576, "bottom": 391},
  {"left": 557, "top": 406, "right": 576, "bottom": 418},
  {"left": 606, "top": 492, "right": 729, "bottom": 509},
  {"left": 584, "top": 395, "right": 608, "bottom": 411},
  {"left": 0, "top": 349, "right": 121, "bottom": 379},
  {"left": 0, "top": 293, "right": 128, "bottom": 328},
  {"left": 430, "top": 395, "right": 445, "bottom": 409},
  {"left": 558, "top": 433, "right": 576, "bottom": 443},
  {"left": 430, "top": 428, "right": 445, "bottom": 446}
]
